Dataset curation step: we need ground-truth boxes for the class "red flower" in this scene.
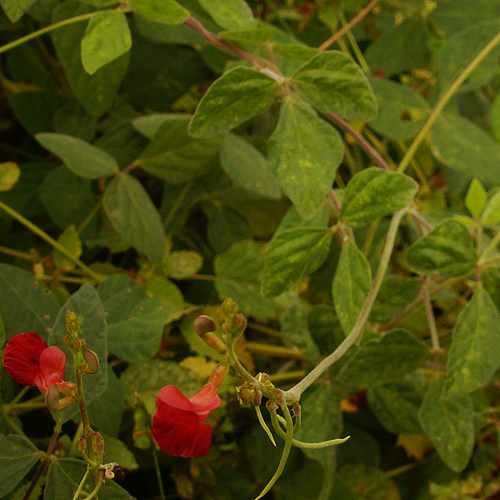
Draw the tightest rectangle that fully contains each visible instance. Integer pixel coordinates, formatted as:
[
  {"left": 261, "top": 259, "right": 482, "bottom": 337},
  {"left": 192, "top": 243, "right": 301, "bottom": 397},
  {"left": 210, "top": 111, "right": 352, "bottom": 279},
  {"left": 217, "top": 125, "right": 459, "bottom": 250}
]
[
  {"left": 3, "top": 332, "right": 66, "bottom": 392},
  {"left": 152, "top": 363, "right": 228, "bottom": 458}
]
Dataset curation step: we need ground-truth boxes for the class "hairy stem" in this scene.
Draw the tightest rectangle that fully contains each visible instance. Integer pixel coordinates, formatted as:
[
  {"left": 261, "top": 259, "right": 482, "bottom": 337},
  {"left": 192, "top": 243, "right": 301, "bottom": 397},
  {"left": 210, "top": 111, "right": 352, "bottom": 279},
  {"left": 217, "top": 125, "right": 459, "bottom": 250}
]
[{"left": 283, "top": 206, "right": 409, "bottom": 402}]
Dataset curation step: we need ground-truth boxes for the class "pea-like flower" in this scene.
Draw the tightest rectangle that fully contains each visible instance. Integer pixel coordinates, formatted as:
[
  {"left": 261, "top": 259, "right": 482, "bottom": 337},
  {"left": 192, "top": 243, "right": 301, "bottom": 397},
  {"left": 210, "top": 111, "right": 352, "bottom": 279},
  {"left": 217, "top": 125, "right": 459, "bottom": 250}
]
[
  {"left": 152, "top": 363, "right": 228, "bottom": 458},
  {"left": 3, "top": 332, "right": 66, "bottom": 392}
]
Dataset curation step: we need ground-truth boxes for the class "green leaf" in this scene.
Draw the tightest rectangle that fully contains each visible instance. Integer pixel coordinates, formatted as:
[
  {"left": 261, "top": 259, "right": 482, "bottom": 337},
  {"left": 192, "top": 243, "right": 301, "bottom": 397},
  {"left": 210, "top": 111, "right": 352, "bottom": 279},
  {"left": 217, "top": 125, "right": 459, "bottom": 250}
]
[
  {"left": 465, "top": 179, "right": 487, "bottom": 219},
  {"left": 436, "top": 19, "right": 500, "bottom": 93},
  {"left": 419, "top": 378, "right": 474, "bottom": 472},
  {"left": 406, "top": 219, "right": 477, "bottom": 276},
  {"left": 337, "top": 464, "right": 401, "bottom": 500},
  {"left": 220, "top": 134, "right": 281, "bottom": 199},
  {"left": 481, "top": 189, "right": 500, "bottom": 226},
  {"left": 364, "top": 18, "right": 429, "bottom": 77},
  {"left": 103, "top": 173, "right": 168, "bottom": 263},
  {"left": 445, "top": 285, "right": 500, "bottom": 396},
  {"left": 103, "top": 435, "right": 139, "bottom": 471},
  {"left": 368, "top": 78, "right": 429, "bottom": 140},
  {"left": 338, "top": 329, "right": 427, "bottom": 389},
  {"left": 98, "top": 274, "right": 179, "bottom": 363},
  {"left": 308, "top": 305, "right": 344, "bottom": 356},
  {"left": 207, "top": 204, "right": 252, "bottom": 253},
  {"left": 120, "top": 359, "right": 199, "bottom": 408},
  {"left": 280, "top": 298, "right": 321, "bottom": 363},
  {"left": 189, "top": 66, "right": 278, "bottom": 138},
  {"left": 340, "top": 167, "right": 418, "bottom": 227},
  {"left": 215, "top": 239, "right": 278, "bottom": 321},
  {"left": 137, "top": 115, "right": 220, "bottom": 184},
  {"left": 292, "top": 51, "right": 377, "bottom": 121},
  {"left": 53, "top": 224, "right": 82, "bottom": 270},
  {"left": 36, "top": 132, "right": 119, "bottom": 179},
  {"left": 49, "top": 284, "right": 108, "bottom": 422},
  {"left": 51, "top": 1, "right": 129, "bottom": 116},
  {"left": 39, "top": 166, "right": 98, "bottom": 240},
  {"left": 45, "top": 458, "right": 137, "bottom": 500},
  {"left": 0, "top": 434, "right": 39, "bottom": 498},
  {"left": 130, "top": 0, "right": 189, "bottom": 25},
  {"left": 367, "top": 379, "right": 424, "bottom": 434},
  {"left": 87, "top": 366, "right": 124, "bottom": 437},
  {"left": 267, "top": 98, "right": 344, "bottom": 219},
  {"left": 197, "top": 0, "right": 256, "bottom": 30},
  {"left": 81, "top": 11, "right": 132, "bottom": 75},
  {"left": 370, "top": 275, "right": 420, "bottom": 323},
  {"left": 0, "top": 162, "right": 19, "bottom": 191},
  {"left": 0, "top": 264, "right": 59, "bottom": 340},
  {"left": 332, "top": 239, "right": 372, "bottom": 336},
  {"left": 263, "top": 206, "right": 331, "bottom": 296},
  {"left": 219, "top": 26, "right": 277, "bottom": 44},
  {"left": 164, "top": 250, "right": 203, "bottom": 279},
  {"left": 0, "top": 317, "right": 5, "bottom": 347},
  {"left": 0, "top": 0, "right": 37, "bottom": 22},
  {"left": 430, "top": 113, "right": 500, "bottom": 184}
]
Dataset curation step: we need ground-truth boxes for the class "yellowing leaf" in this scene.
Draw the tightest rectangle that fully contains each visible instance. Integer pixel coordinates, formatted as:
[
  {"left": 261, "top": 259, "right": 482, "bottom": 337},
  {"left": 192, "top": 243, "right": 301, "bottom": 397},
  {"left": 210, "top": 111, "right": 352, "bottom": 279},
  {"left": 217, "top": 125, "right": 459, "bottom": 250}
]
[
  {"left": 396, "top": 433, "right": 433, "bottom": 460},
  {"left": 0, "top": 162, "right": 20, "bottom": 191}
]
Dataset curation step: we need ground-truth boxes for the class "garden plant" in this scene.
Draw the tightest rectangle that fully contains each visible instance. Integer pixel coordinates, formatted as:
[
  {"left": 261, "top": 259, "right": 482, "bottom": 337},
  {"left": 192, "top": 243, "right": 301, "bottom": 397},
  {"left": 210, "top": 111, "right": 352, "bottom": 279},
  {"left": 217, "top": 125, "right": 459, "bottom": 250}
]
[{"left": 2, "top": 0, "right": 500, "bottom": 499}]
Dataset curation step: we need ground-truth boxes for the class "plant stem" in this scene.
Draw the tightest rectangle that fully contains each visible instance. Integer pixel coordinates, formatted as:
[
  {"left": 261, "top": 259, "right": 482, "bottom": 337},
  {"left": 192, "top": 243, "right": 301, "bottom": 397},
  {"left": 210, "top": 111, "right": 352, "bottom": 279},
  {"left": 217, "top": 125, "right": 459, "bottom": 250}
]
[
  {"left": 163, "top": 180, "right": 193, "bottom": 230},
  {"left": 183, "top": 17, "right": 282, "bottom": 77},
  {"left": 0, "top": 246, "right": 33, "bottom": 261},
  {"left": 325, "top": 113, "right": 391, "bottom": 171},
  {"left": 72, "top": 467, "right": 91, "bottom": 500},
  {"left": 151, "top": 441, "right": 166, "bottom": 500},
  {"left": 0, "top": 199, "right": 104, "bottom": 282},
  {"left": 318, "top": 0, "right": 379, "bottom": 51},
  {"left": 478, "top": 228, "right": 500, "bottom": 264},
  {"left": 23, "top": 419, "right": 62, "bottom": 500},
  {"left": 283, "top": 206, "right": 409, "bottom": 402},
  {"left": 422, "top": 285, "right": 440, "bottom": 350},
  {"left": 398, "top": 29, "right": 500, "bottom": 173},
  {"left": 0, "top": 12, "right": 98, "bottom": 56},
  {"left": 338, "top": 9, "right": 370, "bottom": 74},
  {"left": 246, "top": 342, "right": 304, "bottom": 359}
]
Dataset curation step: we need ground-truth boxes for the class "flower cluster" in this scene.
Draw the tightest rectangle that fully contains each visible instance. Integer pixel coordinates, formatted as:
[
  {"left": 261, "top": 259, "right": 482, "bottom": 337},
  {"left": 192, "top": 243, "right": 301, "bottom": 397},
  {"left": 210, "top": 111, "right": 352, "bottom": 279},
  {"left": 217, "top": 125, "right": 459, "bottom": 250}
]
[
  {"left": 3, "top": 332, "right": 66, "bottom": 392},
  {"left": 151, "top": 363, "right": 228, "bottom": 458}
]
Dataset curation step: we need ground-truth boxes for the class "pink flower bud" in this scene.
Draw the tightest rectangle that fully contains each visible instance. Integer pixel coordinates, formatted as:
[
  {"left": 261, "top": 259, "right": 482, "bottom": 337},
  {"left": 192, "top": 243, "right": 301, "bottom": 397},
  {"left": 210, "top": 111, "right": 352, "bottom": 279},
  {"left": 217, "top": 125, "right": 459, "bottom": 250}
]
[{"left": 194, "top": 315, "right": 217, "bottom": 335}]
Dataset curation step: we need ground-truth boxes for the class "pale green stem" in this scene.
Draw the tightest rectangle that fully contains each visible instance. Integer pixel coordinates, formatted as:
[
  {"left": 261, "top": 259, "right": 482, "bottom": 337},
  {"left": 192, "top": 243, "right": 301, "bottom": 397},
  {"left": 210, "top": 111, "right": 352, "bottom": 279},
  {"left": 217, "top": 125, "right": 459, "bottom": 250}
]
[
  {"left": 0, "top": 12, "right": 98, "bottom": 56},
  {"left": 77, "top": 200, "right": 102, "bottom": 236},
  {"left": 255, "top": 404, "right": 294, "bottom": 500},
  {"left": 422, "top": 285, "right": 440, "bottom": 351},
  {"left": 271, "top": 412, "right": 350, "bottom": 449},
  {"left": 72, "top": 467, "right": 91, "bottom": 500},
  {"left": 398, "top": 29, "right": 500, "bottom": 173},
  {"left": 0, "top": 199, "right": 104, "bottom": 282},
  {"left": 80, "top": 480, "right": 102, "bottom": 500},
  {"left": 338, "top": 9, "right": 370, "bottom": 74},
  {"left": 255, "top": 405, "right": 276, "bottom": 446},
  {"left": 283, "top": 206, "right": 409, "bottom": 402},
  {"left": 478, "top": 228, "right": 500, "bottom": 264},
  {"left": 0, "top": 246, "right": 32, "bottom": 261}
]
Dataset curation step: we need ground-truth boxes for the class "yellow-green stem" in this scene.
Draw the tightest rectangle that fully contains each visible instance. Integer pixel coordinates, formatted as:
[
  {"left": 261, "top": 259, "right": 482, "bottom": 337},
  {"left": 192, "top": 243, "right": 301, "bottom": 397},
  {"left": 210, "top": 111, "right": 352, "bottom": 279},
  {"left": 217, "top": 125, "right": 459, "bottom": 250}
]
[
  {"left": 255, "top": 404, "right": 294, "bottom": 500},
  {"left": 0, "top": 199, "right": 104, "bottom": 282},
  {"left": 398, "top": 30, "right": 500, "bottom": 173},
  {"left": 0, "top": 12, "right": 98, "bottom": 56}
]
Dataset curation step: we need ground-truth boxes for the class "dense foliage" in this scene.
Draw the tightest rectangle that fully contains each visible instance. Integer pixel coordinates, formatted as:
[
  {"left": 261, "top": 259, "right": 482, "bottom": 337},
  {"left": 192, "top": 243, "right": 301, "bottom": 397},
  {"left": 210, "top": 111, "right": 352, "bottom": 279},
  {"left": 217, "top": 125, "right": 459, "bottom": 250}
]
[{"left": 2, "top": 0, "right": 500, "bottom": 499}]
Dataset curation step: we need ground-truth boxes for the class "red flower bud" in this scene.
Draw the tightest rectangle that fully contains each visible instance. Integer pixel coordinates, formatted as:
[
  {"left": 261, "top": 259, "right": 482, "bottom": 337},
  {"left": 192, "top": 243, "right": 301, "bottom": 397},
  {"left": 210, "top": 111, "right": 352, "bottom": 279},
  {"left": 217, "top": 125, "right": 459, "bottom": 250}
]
[{"left": 3, "top": 332, "right": 66, "bottom": 392}]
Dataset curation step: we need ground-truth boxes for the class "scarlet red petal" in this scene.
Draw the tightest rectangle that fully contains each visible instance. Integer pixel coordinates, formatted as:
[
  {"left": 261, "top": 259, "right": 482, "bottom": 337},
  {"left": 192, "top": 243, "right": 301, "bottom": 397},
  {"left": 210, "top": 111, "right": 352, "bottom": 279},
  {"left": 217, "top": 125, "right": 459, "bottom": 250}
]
[
  {"left": 152, "top": 402, "right": 212, "bottom": 458},
  {"left": 3, "top": 332, "right": 47, "bottom": 386},
  {"left": 36, "top": 346, "right": 66, "bottom": 392},
  {"left": 156, "top": 385, "right": 194, "bottom": 412}
]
